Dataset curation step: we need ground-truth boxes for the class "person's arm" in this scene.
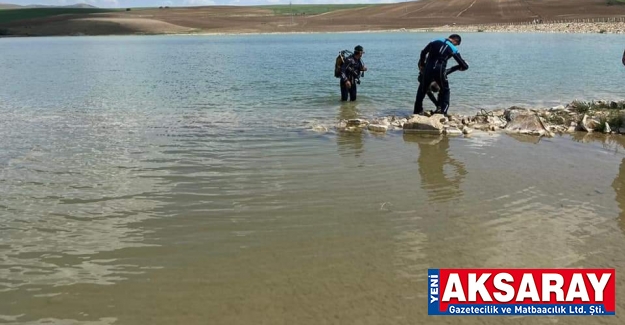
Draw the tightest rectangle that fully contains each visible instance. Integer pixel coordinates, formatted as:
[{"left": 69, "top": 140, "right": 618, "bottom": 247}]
[
  {"left": 340, "top": 58, "right": 353, "bottom": 84},
  {"left": 445, "top": 65, "right": 462, "bottom": 76},
  {"left": 418, "top": 42, "right": 431, "bottom": 70},
  {"left": 452, "top": 52, "right": 469, "bottom": 71}
]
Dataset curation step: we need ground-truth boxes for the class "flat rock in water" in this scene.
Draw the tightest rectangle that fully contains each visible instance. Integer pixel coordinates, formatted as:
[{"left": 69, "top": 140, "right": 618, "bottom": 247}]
[
  {"left": 444, "top": 127, "right": 463, "bottom": 136},
  {"left": 504, "top": 114, "right": 547, "bottom": 136},
  {"left": 462, "top": 126, "right": 473, "bottom": 135},
  {"left": 403, "top": 114, "right": 445, "bottom": 134},
  {"left": 368, "top": 124, "right": 388, "bottom": 133}
]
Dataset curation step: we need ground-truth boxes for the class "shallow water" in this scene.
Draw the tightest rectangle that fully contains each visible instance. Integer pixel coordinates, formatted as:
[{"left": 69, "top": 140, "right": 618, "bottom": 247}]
[{"left": 1, "top": 33, "right": 625, "bottom": 324}]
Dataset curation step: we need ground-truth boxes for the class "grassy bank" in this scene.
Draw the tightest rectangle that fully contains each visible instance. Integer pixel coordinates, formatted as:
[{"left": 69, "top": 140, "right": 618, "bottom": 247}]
[
  {"left": 0, "top": 8, "right": 119, "bottom": 24},
  {"left": 258, "top": 4, "right": 377, "bottom": 16}
]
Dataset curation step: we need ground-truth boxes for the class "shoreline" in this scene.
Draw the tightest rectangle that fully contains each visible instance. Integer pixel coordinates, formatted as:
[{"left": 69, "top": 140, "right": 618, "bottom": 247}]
[
  {"left": 2, "top": 21, "right": 625, "bottom": 38},
  {"left": 313, "top": 100, "right": 625, "bottom": 140}
]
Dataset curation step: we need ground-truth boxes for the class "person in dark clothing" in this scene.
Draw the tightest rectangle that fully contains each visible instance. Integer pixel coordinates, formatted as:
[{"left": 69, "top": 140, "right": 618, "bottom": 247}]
[
  {"left": 418, "top": 65, "right": 462, "bottom": 113},
  {"left": 414, "top": 35, "right": 469, "bottom": 115},
  {"left": 340, "top": 45, "right": 368, "bottom": 102},
  {"left": 622, "top": 49, "right": 625, "bottom": 66}
]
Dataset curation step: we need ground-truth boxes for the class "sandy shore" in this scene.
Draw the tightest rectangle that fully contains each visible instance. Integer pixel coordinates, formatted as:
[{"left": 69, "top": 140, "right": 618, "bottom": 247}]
[
  {"left": 421, "top": 21, "right": 625, "bottom": 34},
  {"left": 4, "top": 20, "right": 625, "bottom": 38}
]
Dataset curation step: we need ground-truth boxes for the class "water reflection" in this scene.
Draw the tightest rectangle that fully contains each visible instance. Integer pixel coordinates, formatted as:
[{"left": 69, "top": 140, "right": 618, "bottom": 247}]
[
  {"left": 571, "top": 132, "right": 625, "bottom": 153},
  {"left": 505, "top": 133, "right": 543, "bottom": 144},
  {"left": 337, "top": 101, "right": 360, "bottom": 120},
  {"left": 613, "top": 158, "right": 625, "bottom": 234},
  {"left": 402, "top": 134, "right": 467, "bottom": 203},
  {"left": 336, "top": 130, "right": 365, "bottom": 160},
  {"left": 336, "top": 102, "right": 365, "bottom": 160}
]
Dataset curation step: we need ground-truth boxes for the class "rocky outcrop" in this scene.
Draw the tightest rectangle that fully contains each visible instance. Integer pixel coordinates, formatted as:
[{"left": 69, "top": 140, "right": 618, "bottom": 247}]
[{"left": 325, "top": 99, "right": 625, "bottom": 138}]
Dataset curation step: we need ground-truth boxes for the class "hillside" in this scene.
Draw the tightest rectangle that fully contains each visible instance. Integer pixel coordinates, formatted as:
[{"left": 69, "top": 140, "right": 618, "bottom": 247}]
[{"left": 1, "top": 0, "right": 625, "bottom": 36}]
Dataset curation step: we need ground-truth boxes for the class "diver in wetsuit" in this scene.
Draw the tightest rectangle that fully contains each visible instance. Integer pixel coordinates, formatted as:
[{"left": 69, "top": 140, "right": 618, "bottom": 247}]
[
  {"left": 418, "top": 65, "right": 463, "bottom": 113},
  {"left": 414, "top": 34, "right": 469, "bottom": 116}
]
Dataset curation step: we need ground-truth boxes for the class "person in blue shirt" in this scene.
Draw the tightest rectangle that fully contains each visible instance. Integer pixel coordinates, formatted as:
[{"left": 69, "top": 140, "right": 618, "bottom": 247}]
[
  {"left": 414, "top": 35, "right": 469, "bottom": 116},
  {"left": 340, "top": 45, "right": 368, "bottom": 102}
]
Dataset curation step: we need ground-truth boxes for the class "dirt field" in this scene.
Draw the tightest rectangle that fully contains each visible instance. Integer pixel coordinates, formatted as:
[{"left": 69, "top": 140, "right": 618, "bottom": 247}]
[{"left": 2, "top": 0, "right": 625, "bottom": 36}]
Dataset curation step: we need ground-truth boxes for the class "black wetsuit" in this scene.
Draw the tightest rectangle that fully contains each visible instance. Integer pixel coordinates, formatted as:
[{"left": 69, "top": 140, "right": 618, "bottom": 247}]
[
  {"left": 414, "top": 38, "right": 469, "bottom": 115},
  {"left": 418, "top": 65, "right": 462, "bottom": 110},
  {"left": 340, "top": 55, "right": 365, "bottom": 102}
]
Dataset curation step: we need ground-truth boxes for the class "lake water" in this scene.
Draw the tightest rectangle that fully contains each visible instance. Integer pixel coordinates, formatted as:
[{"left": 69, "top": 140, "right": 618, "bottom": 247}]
[{"left": 1, "top": 33, "right": 625, "bottom": 324}]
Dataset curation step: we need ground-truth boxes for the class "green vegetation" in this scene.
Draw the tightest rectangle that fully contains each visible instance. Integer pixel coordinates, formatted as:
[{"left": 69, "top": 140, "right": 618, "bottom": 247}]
[
  {"left": 570, "top": 100, "right": 591, "bottom": 114},
  {"left": 607, "top": 0, "right": 625, "bottom": 5},
  {"left": 596, "top": 112, "right": 625, "bottom": 132},
  {"left": 569, "top": 100, "right": 625, "bottom": 115},
  {"left": 0, "top": 8, "right": 119, "bottom": 24},
  {"left": 258, "top": 4, "right": 378, "bottom": 16},
  {"left": 569, "top": 100, "right": 625, "bottom": 132}
]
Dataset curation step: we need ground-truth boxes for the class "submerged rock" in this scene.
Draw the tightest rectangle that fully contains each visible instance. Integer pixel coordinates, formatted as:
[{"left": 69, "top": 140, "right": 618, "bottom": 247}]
[
  {"left": 368, "top": 124, "right": 388, "bottom": 133},
  {"left": 444, "top": 126, "right": 463, "bottom": 136},
  {"left": 312, "top": 125, "right": 328, "bottom": 132},
  {"left": 347, "top": 119, "right": 367, "bottom": 127}
]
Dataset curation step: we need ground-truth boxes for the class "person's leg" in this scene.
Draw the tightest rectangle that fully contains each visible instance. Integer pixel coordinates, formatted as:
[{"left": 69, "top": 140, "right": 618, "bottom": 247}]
[
  {"left": 438, "top": 78, "right": 451, "bottom": 115},
  {"left": 414, "top": 81, "right": 428, "bottom": 114},
  {"left": 412, "top": 73, "right": 433, "bottom": 114},
  {"left": 426, "top": 89, "right": 438, "bottom": 108},
  {"left": 340, "top": 81, "right": 348, "bottom": 101},
  {"left": 350, "top": 82, "right": 357, "bottom": 101}
]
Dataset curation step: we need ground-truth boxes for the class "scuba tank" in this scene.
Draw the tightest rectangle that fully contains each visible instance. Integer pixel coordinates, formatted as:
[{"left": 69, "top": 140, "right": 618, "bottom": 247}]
[{"left": 334, "top": 50, "right": 352, "bottom": 78}]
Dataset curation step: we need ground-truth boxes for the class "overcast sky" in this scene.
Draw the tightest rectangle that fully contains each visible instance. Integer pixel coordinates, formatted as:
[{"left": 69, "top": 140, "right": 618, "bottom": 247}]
[{"left": 5, "top": 0, "right": 406, "bottom": 7}]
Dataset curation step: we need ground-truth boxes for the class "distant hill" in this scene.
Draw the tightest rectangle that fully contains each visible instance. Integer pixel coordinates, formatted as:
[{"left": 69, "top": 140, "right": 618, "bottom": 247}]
[
  {"left": 0, "top": 3, "right": 98, "bottom": 9},
  {"left": 0, "top": 3, "right": 22, "bottom": 9}
]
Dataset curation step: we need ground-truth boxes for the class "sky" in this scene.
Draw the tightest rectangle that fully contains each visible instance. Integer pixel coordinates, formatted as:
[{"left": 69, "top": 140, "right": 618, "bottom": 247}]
[{"left": 3, "top": 0, "right": 406, "bottom": 7}]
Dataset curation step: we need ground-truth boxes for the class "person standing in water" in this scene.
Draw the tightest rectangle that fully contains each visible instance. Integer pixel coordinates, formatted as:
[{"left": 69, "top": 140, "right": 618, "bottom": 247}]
[
  {"left": 413, "top": 34, "right": 469, "bottom": 116},
  {"left": 340, "top": 45, "right": 368, "bottom": 102}
]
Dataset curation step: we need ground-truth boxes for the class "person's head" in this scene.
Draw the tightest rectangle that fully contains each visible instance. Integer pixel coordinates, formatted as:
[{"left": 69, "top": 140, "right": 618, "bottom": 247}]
[
  {"left": 448, "top": 34, "right": 462, "bottom": 46},
  {"left": 354, "top": 45, "right": 364, "bottom": 58}
]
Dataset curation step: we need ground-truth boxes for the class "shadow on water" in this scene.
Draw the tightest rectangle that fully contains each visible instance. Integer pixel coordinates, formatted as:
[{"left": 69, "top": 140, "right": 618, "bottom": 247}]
[{"left": 402, "top": 134, "right": 467, "bottom": 203}]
